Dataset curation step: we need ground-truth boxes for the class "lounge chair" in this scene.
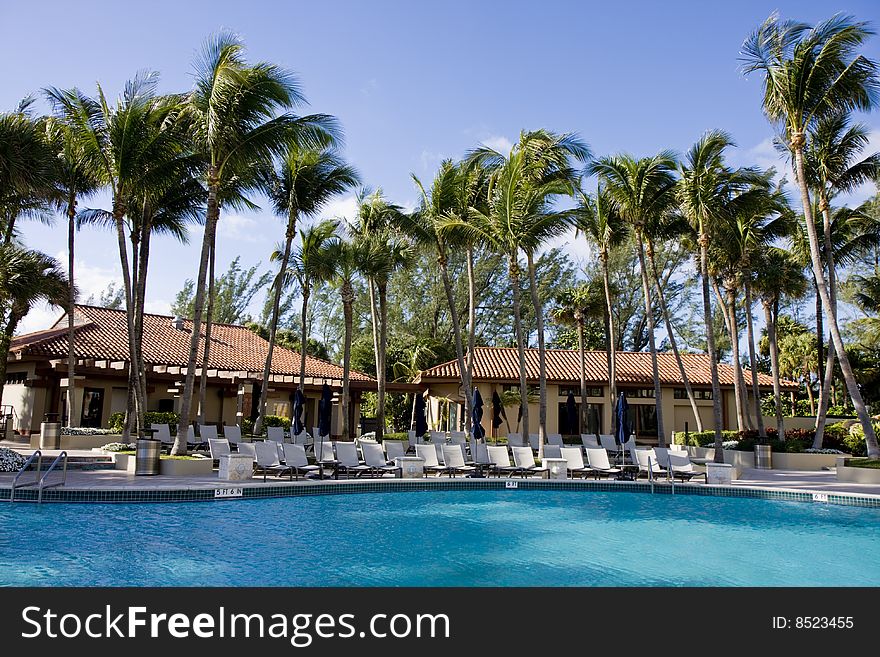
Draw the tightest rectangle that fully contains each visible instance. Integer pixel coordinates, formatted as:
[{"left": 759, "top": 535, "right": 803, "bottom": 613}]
[
  {"left": 653, "top": 447, "right": 686, "bottom": 470},
  {"left": 669, "top": 453, "right": 708, "bottom": 483},
  {"left": 585, "top": 447, "right": 621, "bottom": 479},
  {"left": 314, "top": 441, "right": 335, "bottom": 464},
  {"left": 599, "top": 434, "right": 618, "bottom": 453},
  {"left": 333, "top": 442, "right": 370, "bottom": 479},
  {"left": 506, "top": 433, "right": 526, "bottom": 448},
  {"left": 292, "top": 431, "right": 311, "bottom": 446},
  {"left": 384, "top": 440, "right": 407, "bottom": 462},
  {"left": 267, "top": 439, "right": 285, "bottom": 464},
  {"left": 253, "top": 440, "right": 294, "bottom": 481},
  {"left": 267, "top": 426, "right": 286, "bottom": 443},
  {"left": 528, "top": 434, "right": 541, "bottom": 451},
  {"left": 441, "top": 444, "right": 476, "bottom": 478},
  {"left": 547, "top": 433, "right": 564, "bottom": 446},
  {"left": 631, "top": 447, "right": 664, "bottom": 479},
  {"left": 429, "top": 430, "right": 447, "bottom": 444},
  {"left": 150, "top": 423, "right": 173, "bottom": 449},
  {"left": 448, "top": 431, "right": 467, "bottom": 444},
  {"left": 208, "top": 438, "right": 231, "bottom": 461},
  {"left": 408, "top": 430, "right": 425, "bottom": 445},
  {"left": 236, "top": 442, "right": 256, "bottom": 459},
  {"left": 486, "top": 445, "right": 518, "bottom": 478},
  {"left": 361, "top": 442, "right": 399, "bottom": 478},
  {"left": 543, "top": 444, "right": 563, "bottom": 459},
  {"left": 581, "top": 434, "right": 600, "bottom": 449},
  {"left": 414, "top": 444, "right": 445, "bottom": 476},
  {"left": 560, "top": 446, "right": 591, "bottom": 479},
  {"left": 281, "top": 443, "right": 320, "bottom": 480},
  {"left": 511, "top": 446, "right": 549, "bottom": 478},
  {"left": 472, "top": 443, "right": 492, "bottom": 476},
  {"left": 224, "top": 425, "right": 243, "bottom": 449}
]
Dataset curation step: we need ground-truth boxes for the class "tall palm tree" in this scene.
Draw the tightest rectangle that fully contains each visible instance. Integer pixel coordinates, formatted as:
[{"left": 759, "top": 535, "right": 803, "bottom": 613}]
[
  {"left": 572, "top": 186, "right": 628, "bottom": 431},
  {"left": 754, "top": 247, "right": 807, "bottom": 436},
  {"left": 43, "top": 89, "right": 104, "bottom": 428},
  {"left": 0, "top": 245, "right": 69, "bottom": 407},
  {"left": 174, "top": 33, "right": 332, "bottom": 454},
  {"left": 802, "top": 115, "right": 879, "bottom": 447},
  {"left": 252, "top": 146, "right": 356, "bottom": 435},
  {"left": 742, "top": 12, "right": 880, "bottom": 457},
  {"left": 590, "top": 153, "right": 678, "bottom": 447},
  {"left": 351, "top": 189, "right": 411, "bottom": 442},
  {"left": 0, "top": 103, "right": 55, "bottom": 223},
  {"left": 552, "top": 283, "right": 605, "bottom": 433}
]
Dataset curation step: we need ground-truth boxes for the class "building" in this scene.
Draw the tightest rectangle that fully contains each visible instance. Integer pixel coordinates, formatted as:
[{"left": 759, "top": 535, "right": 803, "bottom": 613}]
[
  {"left": 4, "top": 304, "right": 389, "bottom": 438},
  {"left": 416, "top": 346, "right": 796, "bottom": 440}
]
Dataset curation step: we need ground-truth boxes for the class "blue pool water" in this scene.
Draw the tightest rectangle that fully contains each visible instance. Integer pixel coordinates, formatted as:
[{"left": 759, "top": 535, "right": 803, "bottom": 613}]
[{"left": 2, "top": 490, "right": 879, "bottom": 586}]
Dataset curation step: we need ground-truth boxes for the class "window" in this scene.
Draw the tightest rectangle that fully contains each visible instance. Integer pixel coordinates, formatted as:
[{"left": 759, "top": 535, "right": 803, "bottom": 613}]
[
  {"left": 625, "top": 388, "right": 655, "bottom": 399},
  {"left": 157, "top": 399, "right": 175, "bottom": 413},
  {"left": 674, "top": 389, "right": 713, "bottom": 400},
  {"left": 627, "top": 404, "right": 658, "bottom": 437},
  {"left": 559, "top": 386, "right": 603, "bottom": 398},
  {"left": 558, "top": 402, "right": 602, "bottom": 436},
  {"left": 5, "top": 372, "right": 27, "bottom": 385},
  {"left": 502, "top": 384, "right": 539, "bottom": 396},
  {"left": 81, "top": 388, "right": 104, "bottom": 428}
]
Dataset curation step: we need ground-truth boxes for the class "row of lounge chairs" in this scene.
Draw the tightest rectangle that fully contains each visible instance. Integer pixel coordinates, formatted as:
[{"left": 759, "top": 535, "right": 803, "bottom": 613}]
[{"left": 147, "top": 423, "right": 330, "bottom": 452}]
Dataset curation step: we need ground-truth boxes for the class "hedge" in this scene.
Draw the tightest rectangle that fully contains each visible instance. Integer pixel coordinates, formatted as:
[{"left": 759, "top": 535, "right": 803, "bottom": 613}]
[{"left": 108, "top": 411, "right": 180, "bottom": 433}]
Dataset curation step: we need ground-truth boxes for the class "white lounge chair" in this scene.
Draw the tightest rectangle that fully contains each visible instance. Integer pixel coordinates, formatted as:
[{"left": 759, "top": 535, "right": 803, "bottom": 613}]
[
  {"left": 543, "top": 444, "right": 563, "bottom": 459},
  {"left": 292, "top": 431, "right": 311, "bottom": 446},
  {"left": 267, "top": 439, "right": 285, "bottom": 464},
  {"left": 253, "top": 440, "right": 294, "bottom": 481},
  {"left": 506, "top": 433, "right": 526, "bottom": 448},
  {"left": 585, "top": 447, "right": 621, "bottom": 479},
  {"left": 441, "top": 444, "right": 476, "bottom": 478},
  {"left": 236, "top": 442, "right": 256, "bottom": 459},
  {"left": 384, "top": 440, "right": 407, "bottom": 462},
  {"left": 333, "top": 441, "right": 370, "bottom": 479},
  {"left": 599, "top": 434, "right": 618, "bottom": 453},
  {"left": 547, "top": 433, "right": 564, "bottom": 446},
  {"left": 669, "top": 453, "right": 707, "bottom": 483},
  {"left": 224, "top": 425, "right": 243, "bottom": 448},
  {"left": 267, "top": 426, "right": 286, "bottom": 443},
  {"left": 653, "top": 447, "right": 686, "bottom": 470},
  {"left": 448, "top": 431, "right": 467, "bottom": 444},
  {"left": 361, "top": 442, "right": 399, "bottom": 478},
  {"left": 208, "top": 438, "right": 230, "bottom": 460},
  {"left": 408, "top": 430, "right": 425, "bottom": 445},
  {"left": 429, "top": 430, "right": 447, "bottom": 444},
  {"left": 414, "top": 444, "right": 444, "bottom": 476},
  {"left": 472, "top": 443, "right": 492, "bottom": 476},
  {"left": 150, "top": 423, "right": 173, "bottom": 448},
  {"left": 581, "top": 434, "right": 600, "bottom": 449},
  {"left": 314, "top": 441, "right": 335, "bottom": 463},
  {"left": 281, "top": 443, "right": 320, "bottom": 480},
  {"left": 511, "top": 446, "right": 549, "bottom": 478},
  {"left": 528, "top": 434, "right": 541, "bottom": 451},
  {"left": 487, "top": 445, "right": 518, "bottom": 477},
  {"left": 631, "top": 447, "right": 664, "bottom": 479},
  {"left": 560, "top": 446, "right": 591, "bottom": 479}
]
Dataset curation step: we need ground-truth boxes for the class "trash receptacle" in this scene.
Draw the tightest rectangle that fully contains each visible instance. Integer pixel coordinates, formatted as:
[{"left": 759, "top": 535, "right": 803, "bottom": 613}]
[
  {"left": 40, "top": 413, "right": 61, "bottom": 449},
  {"left": 754, "top": 443, "right": 772, "bottom": 469},
  {"left": 135, "top": 438, "right": 161, "bottom": 475}
]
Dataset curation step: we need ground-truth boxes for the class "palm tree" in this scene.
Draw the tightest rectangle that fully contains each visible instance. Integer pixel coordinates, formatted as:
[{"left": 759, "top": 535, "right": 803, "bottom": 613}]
[
  {"left": 741, "top": 11, "right": 880, "bottom": 457},
  {"left": 552, "top": 283, "right": 605, "bottom": 433},
  {"left": 590, "top": 153, "right": 678, "bottom": 447},
  {"left": 292, "top": 220, "right": 343, "bottom": 390},
  {"left": 754, "top": 247, "right": 807, "bottom": 436},
  {"left": 351, "top": 189, "right": 411, "bottom": 442},
  {"left": 802, "top": 115, "right": 879, "bottom": 447},
  {"left": 572, "top": 186, "right": 627, "bottom": 431},
  {"left": 174, "top": 33, "right": 332, "bottom": 454},
  {"left": 0, "top": 103, "right": 55, "bottom": 229},
  {"left": 43, "top": 89, "right": 104, "bottom": 427},
  {"left": 252, "top": 146, "right": 357, "bottom": 435},
  {"left": 0, "top": 245, "right": 69, "bottom": 407}
]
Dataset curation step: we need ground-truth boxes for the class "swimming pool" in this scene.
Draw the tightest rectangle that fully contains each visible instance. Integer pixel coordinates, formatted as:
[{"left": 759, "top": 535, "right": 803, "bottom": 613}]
[{"left": 2, "top": 489, "right": 878, "bottom": 586}]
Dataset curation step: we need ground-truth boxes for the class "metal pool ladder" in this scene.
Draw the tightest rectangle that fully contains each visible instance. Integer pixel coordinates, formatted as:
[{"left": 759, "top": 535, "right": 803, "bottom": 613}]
[{"left": 10, "top": 450, "right": 68, "bottom": 503}]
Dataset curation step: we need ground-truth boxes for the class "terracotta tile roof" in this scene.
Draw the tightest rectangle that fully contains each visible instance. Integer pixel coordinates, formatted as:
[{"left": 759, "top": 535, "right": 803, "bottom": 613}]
[
  {"left": 13, "top": 304, "right": 373, "bottom": 382},
  {"left": 417, "top": 346, "right": 796, "bottom": 390}
]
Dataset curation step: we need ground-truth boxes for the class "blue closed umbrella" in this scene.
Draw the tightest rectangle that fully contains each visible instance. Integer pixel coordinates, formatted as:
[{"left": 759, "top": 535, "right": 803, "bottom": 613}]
[
  {"left": 472, "top": 388, "right": 485, "bottom": 440},
  {"left": 318, "top": 384, "right": 333, "bottom": 438},
  {"left": 565, "top": 391, "right": 578, "bottom": 436},
  {"left": 615, "top": 392, "right": 630, "bottom": 447},
  {"left": 414, "top": 393, "right": 428, "bottom": 437},
  {"left": 292, "top": 388, "right": 305, "bottom": 436}
]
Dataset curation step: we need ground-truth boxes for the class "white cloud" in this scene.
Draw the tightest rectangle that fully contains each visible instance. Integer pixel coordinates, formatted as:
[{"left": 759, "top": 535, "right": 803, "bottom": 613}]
[
  {"left": 16, "top": 302, "right": 61, "bottom": 336},
  {"left": 215, "top": 213, "right": 264, "bottom": 243},
  {"left": 836, "top": 129, "right": 880, "bottom": 208},
  {"left": 419, "top": 149, "right": 445, "bottom": 172},
  {"left": 317, "top": 195, "right": 359, "bottom": 225},
  {"left": 360, "top": 78, "right": 378, "bottom": 97},
  {"left": 481, "top": 135, "right": 513, "bottom": 154},
  {"left": 144, "top": 300, "right": 172, "bottom": 316}
]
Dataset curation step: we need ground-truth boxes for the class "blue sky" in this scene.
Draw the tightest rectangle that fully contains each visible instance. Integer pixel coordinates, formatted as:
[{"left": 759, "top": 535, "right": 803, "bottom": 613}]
[{"left": 3, "top": 0, "right": 879, "bottom": 333}]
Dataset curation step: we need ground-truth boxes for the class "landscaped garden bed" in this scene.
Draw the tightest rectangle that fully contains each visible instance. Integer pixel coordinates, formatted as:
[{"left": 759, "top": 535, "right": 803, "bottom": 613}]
[{"left": 836, "top": 458, "right": 880, "bottom": 485}]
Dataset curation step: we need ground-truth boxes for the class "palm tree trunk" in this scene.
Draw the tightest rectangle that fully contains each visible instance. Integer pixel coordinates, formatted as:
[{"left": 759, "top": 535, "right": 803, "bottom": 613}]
[
  {"left": 134, "top": 218, "right": 152, "bottom": 433},
  {"left": 197, "top": 239, "right": 216, "bottom": 426},
  {"left": 368, "top": 280, "right": 380, "bottom": 378},
  {"left": 66, "top": 196, "right": 78, "bottom": 427},
  {"left": 813, "top": 196, "right": 839, "bottom": 448},
  {"left": 465, "top": 245, "right": 477, "bottom": 435},
  {"left": 376, "top": 283, "right": 389, "bottom": 442},
  {"left": 340, "top": 284, "right": 354, "bottom": 441},
  {"left": 526, "top": 252, "right": 547, "bottom": 458},
  {"left": 699, "top": 236, "right": 724, "bottom": 462},
  {"left": 635, "top": 234, "right": 665, "bottom": 446},
  {"left": 764, "top": 301, "right": 785, "bottom": 437},
  {"left": 600, "top": 251, "right": 617, "bottom": 433},
  {"left": 509, "top": 255, "right": 530, "bottom": 446},
  {"left": 254, "top": 219, "right": 295, "bottom": 436},
  {"left": 438, "top": 256, "right": 472, "bottom": 438},
  {"left": 721, "top": 283, "right": 747, "bottom": 432},
  {"left": 792, "top": 144, "right": 879, "bottom": 458},
  {"left": 814, "top": 280, "right": 824, "bottom": 404},
  {"left": 173, "top": 171, "right": 220, "bottom": 455},
  {"left": 743, "top": 281, "right": 766, "bottom": 437},
  {"left": 805, "top": 377, "right": 815, "bottom": 415},
  {"left": 577, "top": 316, "right": 587, "bottom": 435},
  {"left": 298, "top": 283, "right": 310, "bottom": 391},
  {"left": 648, "top": 242, "right": 703, "bottom": 432}
]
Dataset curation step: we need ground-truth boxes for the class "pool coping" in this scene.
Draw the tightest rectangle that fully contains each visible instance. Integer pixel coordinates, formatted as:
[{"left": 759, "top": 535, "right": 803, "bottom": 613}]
[{"left": 2, "top": 476, "right": 879, "bottom": 508}]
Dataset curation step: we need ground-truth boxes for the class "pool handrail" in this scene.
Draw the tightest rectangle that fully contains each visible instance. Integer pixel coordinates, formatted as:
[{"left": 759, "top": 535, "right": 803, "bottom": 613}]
[{"left": 10, "top": 450, "right": 42, "bottom": 502}]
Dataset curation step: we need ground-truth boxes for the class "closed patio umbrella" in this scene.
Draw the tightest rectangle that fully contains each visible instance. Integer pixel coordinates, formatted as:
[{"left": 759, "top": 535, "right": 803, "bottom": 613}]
[
  {"left": 565, "top": 391, "right": 578, "bottom": 436},
  {"left": 414, "top": 393, "right": 428, "bottom": 438},
  {"left": 292, "top": 388, "right": 305, "bottom": 436},
  {"left": 491, "top": 391, "right": 506, "bottom": 437},
  {"left": 318, "top": 384, "right": 333, "bottom": 438},
  {"left": 472, "top": 388, "right": 485, "bottom": 440},
  {"left": 615, "top": 392, "right": 630, "bottom": 466}
]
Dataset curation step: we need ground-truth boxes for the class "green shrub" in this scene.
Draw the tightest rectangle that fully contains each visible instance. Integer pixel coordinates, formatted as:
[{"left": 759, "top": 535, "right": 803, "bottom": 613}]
[
  {"left": 242, "top": 415, "right": 290, "bottom": 437},
  {"left": 383, "top": 432, "right": 408, "bottom": 441},
  {"left": 108, "top": 411, "right": 180, "bottom": 434},
  {"left": 841, "top": 423, "right": 880, "bottom": 458},
  {"left": 672, "top": 430, "right": 738, "bottom": 447},
  {"left": 241, "top": 418, "right": 254, "bottom": 436}
]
